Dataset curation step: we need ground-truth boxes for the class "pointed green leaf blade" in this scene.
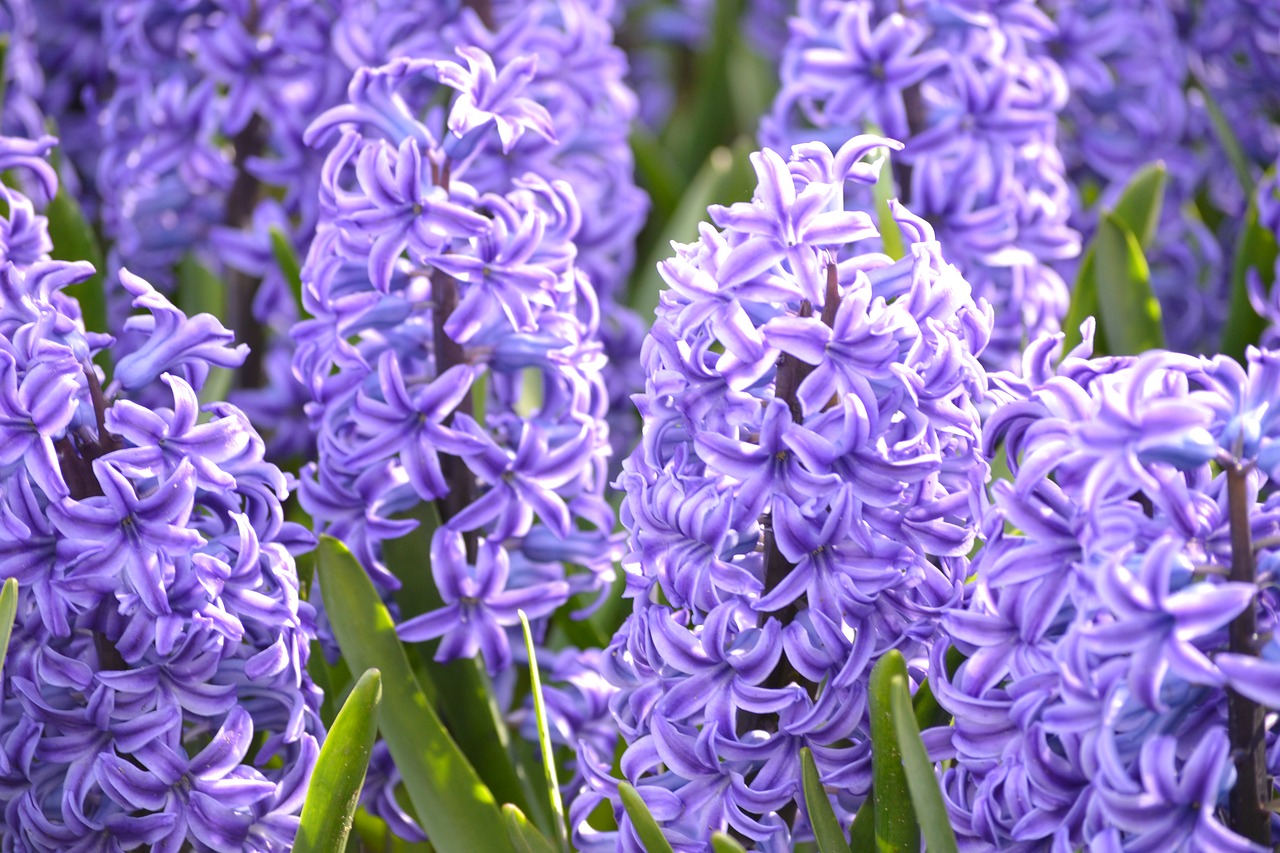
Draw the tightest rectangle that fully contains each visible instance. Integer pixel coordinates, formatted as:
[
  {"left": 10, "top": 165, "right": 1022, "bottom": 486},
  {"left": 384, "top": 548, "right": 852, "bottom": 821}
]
[
  {"left": 316, "top": 536, "right": 514, "bottom": 853},
  {"left": 869, "top": 651, "right": 918, "bottom": 852},
  {"left": 1193, "top": 70, "right": 1255, "bottom": 197},
  {"left": 295, "top": 668, "right": 383, "bottom": 853},
  {"left": 801, "top": 747, "right": 849, "bottom": 853},
  {"left": 1062, "top": 248, "right": 1103, "bottom": 355},
  {"left": 503, "top": 804, "right": 559, "bottom": 853},
  {"left": 1094, "top": 213, "right": 1164, "bottom": 355},
  {"left": 629, "top": 137, "right": 757, "bottom": 322},
  {"left": 383, "top": 505, "right": 538, "bottom": 824},
  {"left": 269, "top": 226, "right": 308, "bottom": 319},
  {"left": 872, "top": 150, "right": 905, "bottom": 261},
  {"left": 45, "top": 184, "right": 107, "bottom": 340},
  {"left": 710, "top": 831, "right": 749, "bottom": 853},
  {"left": 1221, "top": 196, "right": 1280, "bottom": 361},
  {"left": 1110, "top": 162, "right": 1168, "bottom": 248},
  {"left": 848, "top": 793, "right": 874, "bottom": 852},
  {"left": 0, "top": 577, "right": 17, "bottom": 681},
  {"left": 618, "top": 782, "right": 676, "bottom": 853},
  {"left": 519, "top": 611, "right": 568, "bottom": 853},
  {"left": 888, "top": 677, "right": 959, "bottom": 853}
]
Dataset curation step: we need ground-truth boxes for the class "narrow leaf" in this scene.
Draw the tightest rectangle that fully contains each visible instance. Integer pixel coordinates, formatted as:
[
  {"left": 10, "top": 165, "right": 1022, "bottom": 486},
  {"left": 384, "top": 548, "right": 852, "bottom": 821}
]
[
  {"left": 848, "top": 793, "right": 874, "bottom": 852},
  {"left": 0, "top": 578, "right": 17, "bottom": 681},
  {"left": 45, "top": 184, "right": 107, "bottom": 341},
  {"left": 630, "top": 137, "right": 756, "bottom": 321},
  {"left": 710, "top": 831, "right": 749, "bottom": 853},
  {"left": 889, "top": 677, "right": 959, "bottom": 853},
  {"left": 1193, "top": 69, "right": 1255, "bottom": 197},
  {"left": 1221, "top": 197, "right": 1280, "bottom": 361},
  {"left": 801, "top": 747, "right": 848, "bottom": 853},
  {"left": 519, "top": 610, "right": 568, "bottom": 853},
  {"left": 383, "top": 504, "right": 538, "bottom": 823},
  {"left": 0, "top": 35, "right": 10, "bottom": 117},
  {"left": 873, "top": 150, "right": 905, "bottom": 261},
  {"left": 295, "top": 668, "right": 383, "bottom": 853},
  {"left": 869, "top": 651, "right": 918, "bottom": 852},
  {"left": 1094, "top": 213, "right": 1164, "bottom": 354},
  {"left": 503, "top": 804, "right": 559, "bottom": 853},
  {"left": 269, "top": 226, "right": 308, "bottom": 319},
  {"left": 1110, "top": 162, "right": 1168, "bottom": 248},
  {"left": 316, "top": 536, "right": 514, "bottom": 853},
  {"left": 618, "top": 782, "right": 676, "bottom": 853},
  {"left": 1062, "top": 250, "right": 1104, "bottom": 355}
]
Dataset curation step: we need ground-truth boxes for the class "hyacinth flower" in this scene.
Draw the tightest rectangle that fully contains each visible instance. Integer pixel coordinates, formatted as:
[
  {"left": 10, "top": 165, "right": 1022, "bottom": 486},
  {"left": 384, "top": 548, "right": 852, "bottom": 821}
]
[
  {"left": 763, "top": 0, "right": 1079, "bottom": 370},
  {"left": 570, "top": 135, "right": 991, "bottom": 851},
  {"left": 326, "top": 0, "right": 650, "bottom": 465},
  {"left": 294, "top": 43, "right": 619, "bottom": 837},
  {"left": 932, "top": 329, "right": 1280, "bottom": 850},
  {"left": 0, "top": 131, "right": 320, "bottom": 851}
]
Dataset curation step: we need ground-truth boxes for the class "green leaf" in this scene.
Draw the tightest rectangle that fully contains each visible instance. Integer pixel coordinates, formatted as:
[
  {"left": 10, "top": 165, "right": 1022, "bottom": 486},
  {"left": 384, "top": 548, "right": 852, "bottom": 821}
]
[
  {"left": 269, "top": 226, "right": 308, "bottom": 319},
  {"left": 617, "top": 782, "right": 676, "bottom": 853},
  {"left": 1093, "top": 213, "right": 1164, "bottom": 355},
  {"left": 671, "top": 0, "right": 744, "bottom": 179},
  {"left": 630, "top": 137, "right": 757, "bottom": 322},
  {"left": 1221, "top": 196, "right": 1280, "bottom": 361},
  {"left": 630, "top": 128, "right": 683, "bottom": 225},
  {"left": 351, "top": 808, "right": 435, "bottom": 853},
  {"left": 710, "top": 832, "right": 749, "bottom": 853},
  {"left": 1192, "top": 70, "right": 1254, "bottom": 197},
  {"left": 382, "top": 504, "right": 539, "bottom": 824},
  {"left": 0, "top": 578, "right": 17, "bottom": 681},
  {"left": 910, "top": 677, "right": 947, "bottom": 731},
  {"left": 518, "top": 611, "right": 568, "bottom": 853},
  {"left": 869, "top": 651, "right": 918, "bottom": 852},
  {"left": 1064, "top": 162, "right": 1168, "bottom": 356},
  {"left": 1061, "top": 249, "right": 1104, "bottom": 355},
  {"left": 503, "top": 804, "right": 559, "bottom": 853},
  {"left": 848, "top": 793, "right": 874, "bottom": 852},
  {"left": 0, "top": 35, "right": 10, "bottom": 117},
  {"left": 295, "top": 668, "right": 383, "bottom": 853},
  {"left": 872, "top": 150, "right": 905, "bottom": 261},
  {"left": 1110, "top": 162, "right": 1168, "bottom": 248},
  {"left": 45, "top": 183, "right": 107, "bottom": 341},
  {"left": 316, "top": 536, "right": 514, "bottom": 853},
  {"left": 801, "top": 747, "right": 848, "bottom": 853},
  {"left": 888, "top": 676, "right": 959, "bottom": 853}
]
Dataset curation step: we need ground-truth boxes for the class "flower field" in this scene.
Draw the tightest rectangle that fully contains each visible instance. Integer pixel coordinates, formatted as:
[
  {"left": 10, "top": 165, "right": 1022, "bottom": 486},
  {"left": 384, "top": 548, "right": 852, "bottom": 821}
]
[{"left": 0, "top": 1, "right": 1279, "bottom": 851}]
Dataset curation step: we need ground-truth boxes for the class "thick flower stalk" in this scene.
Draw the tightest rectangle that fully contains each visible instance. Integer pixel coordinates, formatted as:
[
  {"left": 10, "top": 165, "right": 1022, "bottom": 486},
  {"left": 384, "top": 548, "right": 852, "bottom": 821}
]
[
  {"left": 572, "top": 135, "right": 991, "bottom": 851},
  {"left": 0, "top": 132, "right": 320, "bottom": 852},
  {"left": 763, "top": 0, "right": 1079, "bottom": 370},
  {"left": 933, "top": 329, "right": 1280, "bottom": 850},
  {"left": 293, "top": 43, "right": 619, "bottom": 836}
]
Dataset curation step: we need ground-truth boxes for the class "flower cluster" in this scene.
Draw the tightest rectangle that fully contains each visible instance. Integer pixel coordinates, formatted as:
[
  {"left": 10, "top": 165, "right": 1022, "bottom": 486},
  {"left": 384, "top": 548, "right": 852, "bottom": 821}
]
[
  {"left": 0, "top": 132, "right": 320, "bottom": 852},
  {"left": 573, "top": 135, "right": 991, "bottom": 850},
  {"left": 763, "top": 0, "right": 1079, "bottom": 370},
  {"left": 328, "top": 0, "right": 650, "bottom": 460},
  {"left": 933, "top": 329, "right": 1280, "bottom": 849},
  {"left": 295, "top": 40, "right": 617, "bottom": 683}
]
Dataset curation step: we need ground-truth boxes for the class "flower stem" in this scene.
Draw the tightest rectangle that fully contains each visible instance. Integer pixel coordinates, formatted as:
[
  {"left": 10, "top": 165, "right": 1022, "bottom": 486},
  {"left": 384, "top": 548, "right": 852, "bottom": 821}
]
[
  {"left": 432, "top": 271, "right": 478, "bottom": 563},
  {"left": 1226, "top": 461, "right": 1271, "bottom": 846}
]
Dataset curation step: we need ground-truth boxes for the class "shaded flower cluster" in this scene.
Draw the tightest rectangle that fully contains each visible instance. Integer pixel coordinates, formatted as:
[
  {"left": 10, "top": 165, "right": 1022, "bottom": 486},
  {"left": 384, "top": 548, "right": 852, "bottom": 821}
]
[
  {"left": 933, "top": 329, "right": 1280, "bottom": 850},
  {"left": 1045, "top": 0, "right": 1280, "bottom": 352},
  {"left": 574, "top": 135, "right": 991, "bottom": 851},
  {"left": 0, "top": 132, "right": 320, "bottom": 852},
  {"left": 763, "top": 0, "right": 1079, "bottom": 370}
]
